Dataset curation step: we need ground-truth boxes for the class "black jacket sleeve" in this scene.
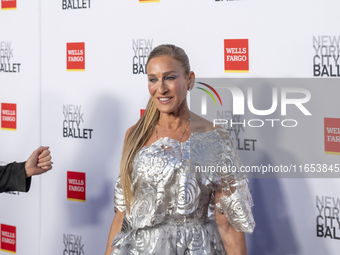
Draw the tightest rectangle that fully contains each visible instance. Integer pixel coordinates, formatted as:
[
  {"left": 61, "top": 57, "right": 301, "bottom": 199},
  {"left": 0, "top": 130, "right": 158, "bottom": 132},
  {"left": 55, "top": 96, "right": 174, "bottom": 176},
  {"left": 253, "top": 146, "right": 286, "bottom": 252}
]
[{"left": 0, "top": 162, "right": 32, "bottom": 193}]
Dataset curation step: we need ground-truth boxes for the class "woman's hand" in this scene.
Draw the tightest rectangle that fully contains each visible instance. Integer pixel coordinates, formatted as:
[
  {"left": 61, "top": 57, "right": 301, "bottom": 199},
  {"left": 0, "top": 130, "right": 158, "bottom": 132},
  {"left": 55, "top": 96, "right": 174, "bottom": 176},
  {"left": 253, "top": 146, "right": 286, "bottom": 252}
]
[
  {"left": 214, "top": 188, "right": 247, "bottom": 255},
  {"left": 104, "top": 209, "right": 125, "bottom": 255}
]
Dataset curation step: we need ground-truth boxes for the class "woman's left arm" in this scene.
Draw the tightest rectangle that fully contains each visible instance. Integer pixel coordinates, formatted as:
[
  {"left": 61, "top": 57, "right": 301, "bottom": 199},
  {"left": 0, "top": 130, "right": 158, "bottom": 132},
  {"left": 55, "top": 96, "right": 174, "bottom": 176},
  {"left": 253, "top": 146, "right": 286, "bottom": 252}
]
[{"left": 214, "top": 188, "right": 247, "bottom": 255}]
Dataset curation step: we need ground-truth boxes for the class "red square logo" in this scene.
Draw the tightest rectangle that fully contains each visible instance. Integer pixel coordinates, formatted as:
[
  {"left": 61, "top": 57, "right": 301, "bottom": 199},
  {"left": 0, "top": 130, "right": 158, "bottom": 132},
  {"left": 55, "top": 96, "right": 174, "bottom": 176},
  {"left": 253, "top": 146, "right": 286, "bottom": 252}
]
[
  {"left": 224, "top": 39, "right": 249, "bottom": 73},
  {"left": 324, "top": 118, "right": 340, "bottom": 155},
  {"left": 1, "top": 0, "right": 16, "bottom": 10},
  {"left": 67, "top": 43, "right": 85, "bottom": 71},
  {"left": 1, "top": 224, "right": 16, "bottom": 254},
  {"left": 67, "top": 171, "right": 86, "bottom": 202},
  {"left": 140, "top": 109, "right": 145, "bottom": 117},
  {"left": 1, "top": 103, "right": 16, "bottom": 131}
]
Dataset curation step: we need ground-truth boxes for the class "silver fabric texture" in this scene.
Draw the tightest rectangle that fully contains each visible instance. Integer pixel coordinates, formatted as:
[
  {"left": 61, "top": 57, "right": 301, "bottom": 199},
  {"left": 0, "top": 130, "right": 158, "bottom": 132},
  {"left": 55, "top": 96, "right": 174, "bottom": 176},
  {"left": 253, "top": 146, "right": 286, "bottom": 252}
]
[{"left": 112, "top": 128, "right": 255, "bottom": 255}]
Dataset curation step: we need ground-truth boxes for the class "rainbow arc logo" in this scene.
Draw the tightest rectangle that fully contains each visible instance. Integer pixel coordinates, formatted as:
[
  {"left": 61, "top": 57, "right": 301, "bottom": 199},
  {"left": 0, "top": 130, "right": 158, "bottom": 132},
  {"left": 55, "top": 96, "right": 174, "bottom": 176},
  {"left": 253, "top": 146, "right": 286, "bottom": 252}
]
[{"left": 196, "top": 82, "right": 222, "bottom": 115}]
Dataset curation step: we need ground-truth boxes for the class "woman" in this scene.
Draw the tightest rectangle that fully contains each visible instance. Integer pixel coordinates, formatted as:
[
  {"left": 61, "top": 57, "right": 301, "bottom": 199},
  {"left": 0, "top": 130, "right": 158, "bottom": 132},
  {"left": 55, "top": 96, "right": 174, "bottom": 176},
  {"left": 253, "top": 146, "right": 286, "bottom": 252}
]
[{"left": 105, "top": 44, "right": 255, "bottom": 255}]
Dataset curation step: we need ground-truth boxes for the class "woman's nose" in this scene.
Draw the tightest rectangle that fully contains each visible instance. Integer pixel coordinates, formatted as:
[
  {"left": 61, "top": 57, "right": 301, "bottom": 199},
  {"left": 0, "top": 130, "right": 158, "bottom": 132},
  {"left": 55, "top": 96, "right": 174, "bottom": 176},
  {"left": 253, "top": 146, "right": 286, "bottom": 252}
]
[{"left": 156, "top": 80, "right": 168, "bottom": 94}]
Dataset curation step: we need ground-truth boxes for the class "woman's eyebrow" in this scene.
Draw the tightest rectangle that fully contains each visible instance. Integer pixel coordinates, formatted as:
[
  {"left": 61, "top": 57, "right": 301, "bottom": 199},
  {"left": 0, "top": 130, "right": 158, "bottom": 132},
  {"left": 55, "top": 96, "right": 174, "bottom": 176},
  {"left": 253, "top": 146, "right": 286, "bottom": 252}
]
[{"left": 147, "top": 71, "right": 177, "bottom": 76}]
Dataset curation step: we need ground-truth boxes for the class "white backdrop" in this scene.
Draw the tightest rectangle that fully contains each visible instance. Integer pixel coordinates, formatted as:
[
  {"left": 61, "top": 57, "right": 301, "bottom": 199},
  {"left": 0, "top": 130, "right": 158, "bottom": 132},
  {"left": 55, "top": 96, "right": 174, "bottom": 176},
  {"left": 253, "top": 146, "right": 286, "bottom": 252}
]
[
  {"left": 1, "top": 0, "right": 340, "bottom": 254},
  {"left": 0, "top": 0, "right": 41, "bottom": 254}
]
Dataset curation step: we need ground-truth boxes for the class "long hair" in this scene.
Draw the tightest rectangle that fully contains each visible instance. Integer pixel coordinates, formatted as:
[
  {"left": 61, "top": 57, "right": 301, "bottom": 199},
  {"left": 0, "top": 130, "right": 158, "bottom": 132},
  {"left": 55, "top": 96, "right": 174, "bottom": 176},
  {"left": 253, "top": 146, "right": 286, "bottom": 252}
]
[{"left": 120, "top": 44, "right": 190, "bottom": 212}]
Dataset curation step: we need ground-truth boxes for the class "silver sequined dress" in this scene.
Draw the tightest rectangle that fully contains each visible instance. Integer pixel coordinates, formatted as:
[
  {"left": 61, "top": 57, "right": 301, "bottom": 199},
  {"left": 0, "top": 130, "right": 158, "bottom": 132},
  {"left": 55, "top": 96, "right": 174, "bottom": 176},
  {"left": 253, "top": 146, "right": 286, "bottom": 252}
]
[{"left": 112, "top": 128, "right": 255, "bottom": 255}]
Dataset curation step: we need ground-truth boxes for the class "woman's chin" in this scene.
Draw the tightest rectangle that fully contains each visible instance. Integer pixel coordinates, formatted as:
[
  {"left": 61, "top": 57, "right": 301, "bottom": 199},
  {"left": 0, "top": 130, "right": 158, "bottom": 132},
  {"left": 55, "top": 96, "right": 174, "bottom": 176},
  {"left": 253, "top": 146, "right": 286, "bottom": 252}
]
[{"left": 155, "top": 103, "right": 176, "bottom": 113}]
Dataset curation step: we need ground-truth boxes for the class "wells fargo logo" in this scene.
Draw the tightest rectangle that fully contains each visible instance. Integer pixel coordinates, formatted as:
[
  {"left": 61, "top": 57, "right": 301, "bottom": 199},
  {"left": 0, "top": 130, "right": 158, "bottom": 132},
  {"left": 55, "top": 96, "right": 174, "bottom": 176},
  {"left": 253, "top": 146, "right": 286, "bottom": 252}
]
[
  {"left": 324, "top": 118, "right": 340, "bottom": 155},
  {"left": 67, "top": 171, "right": 86, "bottom": 202},
  {"left": 1, "top": 103, "right": 16, "bottom": 131},
  {"left": 67, "top": 42, "right": 85, "bottom": 71},
  {"left": 1, "top": 0, "right": 16, "bottom": 10},
  {"left": 224, "top": 39, "right": 249, "bottom": 73},
  {"left": 1, "top": 224, "right": 16, "bottom": 254}
]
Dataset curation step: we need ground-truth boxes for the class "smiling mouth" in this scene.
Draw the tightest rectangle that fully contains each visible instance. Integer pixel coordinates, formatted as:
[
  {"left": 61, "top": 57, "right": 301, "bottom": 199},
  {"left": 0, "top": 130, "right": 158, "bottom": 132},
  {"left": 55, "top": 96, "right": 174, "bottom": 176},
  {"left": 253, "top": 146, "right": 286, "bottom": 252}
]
[{"left": 158, "top": 97, "right": 172, "bottom": 102}]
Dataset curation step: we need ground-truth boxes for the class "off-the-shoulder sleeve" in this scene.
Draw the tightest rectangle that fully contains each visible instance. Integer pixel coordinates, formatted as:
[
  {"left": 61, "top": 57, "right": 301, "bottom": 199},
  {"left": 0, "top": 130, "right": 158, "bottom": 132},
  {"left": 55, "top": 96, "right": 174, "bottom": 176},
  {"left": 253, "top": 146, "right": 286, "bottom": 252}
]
[
  {"left": 214, "top": 129, "right": 255, "bottom": 233},
  {"left": 114, "top": 175, "right": 126, "bottom": 213}
]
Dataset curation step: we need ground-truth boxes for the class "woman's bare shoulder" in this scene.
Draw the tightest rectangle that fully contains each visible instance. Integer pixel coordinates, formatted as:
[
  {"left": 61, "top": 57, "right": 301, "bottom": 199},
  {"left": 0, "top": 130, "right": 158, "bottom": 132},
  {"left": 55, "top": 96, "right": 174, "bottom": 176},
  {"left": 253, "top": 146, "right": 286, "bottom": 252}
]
[{"left": 126, "top": 125, "right": 135, "bottom": 135}]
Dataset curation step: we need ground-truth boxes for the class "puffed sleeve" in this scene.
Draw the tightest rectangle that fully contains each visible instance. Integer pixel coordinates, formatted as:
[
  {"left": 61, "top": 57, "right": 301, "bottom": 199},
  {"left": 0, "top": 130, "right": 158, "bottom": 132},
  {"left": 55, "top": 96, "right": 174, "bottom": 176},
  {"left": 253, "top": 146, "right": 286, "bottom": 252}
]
[
  {"left": 113, "top": 175, "right": 126, "bottom": 213},
  {"left": 213, "top": 129, "right": 255, "bottom": 233}
]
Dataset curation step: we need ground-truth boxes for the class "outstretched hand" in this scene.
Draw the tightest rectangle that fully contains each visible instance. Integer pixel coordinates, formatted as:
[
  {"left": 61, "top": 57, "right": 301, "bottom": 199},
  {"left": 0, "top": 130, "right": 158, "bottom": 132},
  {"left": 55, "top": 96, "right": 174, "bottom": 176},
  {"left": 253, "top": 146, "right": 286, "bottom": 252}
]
[{"left": 25, "top": 146, "right": 53, "bottom": 178}]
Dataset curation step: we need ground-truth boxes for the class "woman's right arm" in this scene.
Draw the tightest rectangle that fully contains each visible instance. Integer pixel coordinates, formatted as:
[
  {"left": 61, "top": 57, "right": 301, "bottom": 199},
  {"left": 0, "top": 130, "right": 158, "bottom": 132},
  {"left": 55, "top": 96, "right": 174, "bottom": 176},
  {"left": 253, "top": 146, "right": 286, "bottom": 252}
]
[{"left": 104, "top": 209, "right": 125, "bottom": 255}]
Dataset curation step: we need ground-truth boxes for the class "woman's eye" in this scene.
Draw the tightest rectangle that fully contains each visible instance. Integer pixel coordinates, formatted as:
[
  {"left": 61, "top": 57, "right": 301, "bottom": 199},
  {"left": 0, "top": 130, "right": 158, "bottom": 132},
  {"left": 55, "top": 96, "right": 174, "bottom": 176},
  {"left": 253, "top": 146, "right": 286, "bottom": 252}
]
[
  {"left": 149, "top": 77, "right": 157, "bottom": 82},
  {"left": 166, "top": 76, "right": 175, "bottom": 80}
]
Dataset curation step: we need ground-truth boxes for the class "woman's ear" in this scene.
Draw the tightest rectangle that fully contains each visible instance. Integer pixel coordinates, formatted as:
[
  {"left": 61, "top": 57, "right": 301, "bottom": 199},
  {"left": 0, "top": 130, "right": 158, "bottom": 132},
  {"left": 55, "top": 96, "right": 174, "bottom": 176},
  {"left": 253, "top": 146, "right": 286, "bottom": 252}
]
[{"left": 188, "top": 71, "right": 196, "bottom": 91}]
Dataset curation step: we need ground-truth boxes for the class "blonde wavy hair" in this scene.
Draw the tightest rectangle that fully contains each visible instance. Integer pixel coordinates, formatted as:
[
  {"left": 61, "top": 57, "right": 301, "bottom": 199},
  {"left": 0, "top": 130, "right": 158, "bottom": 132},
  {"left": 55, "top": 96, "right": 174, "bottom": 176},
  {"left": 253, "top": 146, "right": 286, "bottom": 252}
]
[{"left": 119, "top": 44, "right": 191, "bottom": 212}]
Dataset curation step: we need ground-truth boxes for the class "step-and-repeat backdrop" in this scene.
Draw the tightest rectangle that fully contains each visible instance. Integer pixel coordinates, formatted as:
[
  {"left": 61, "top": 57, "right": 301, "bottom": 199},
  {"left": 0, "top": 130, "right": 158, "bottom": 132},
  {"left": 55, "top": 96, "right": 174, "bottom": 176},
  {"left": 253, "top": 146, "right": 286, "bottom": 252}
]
[{"left": 1, "top": 0, "right": 339, "bottom": 254}]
